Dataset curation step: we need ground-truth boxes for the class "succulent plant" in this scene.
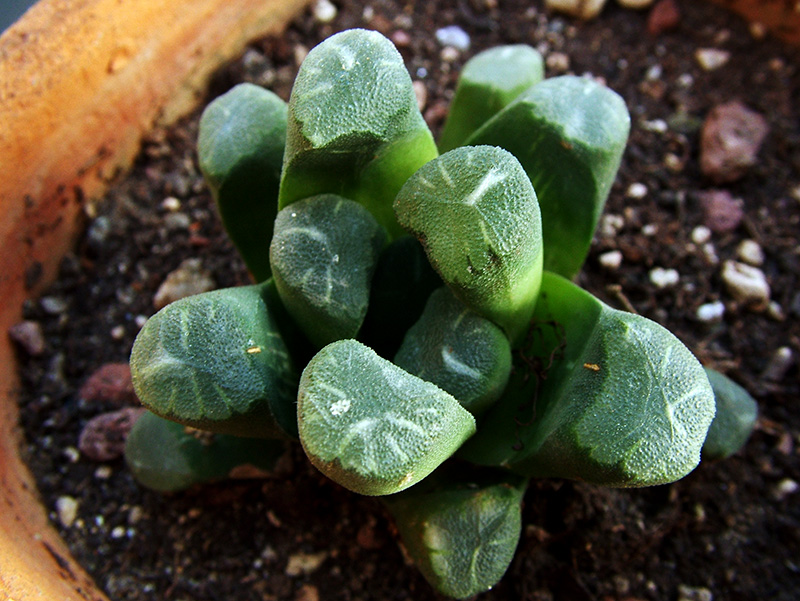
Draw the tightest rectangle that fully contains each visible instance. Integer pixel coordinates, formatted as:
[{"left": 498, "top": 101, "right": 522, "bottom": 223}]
[{"left": 126, "top": 28, "right": 747, "bottom": 598}]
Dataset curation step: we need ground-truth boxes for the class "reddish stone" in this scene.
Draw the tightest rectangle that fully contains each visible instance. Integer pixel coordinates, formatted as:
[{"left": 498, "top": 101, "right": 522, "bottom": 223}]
[
  {"left": 78, "top": 407, "right": 145, "bottom": 461},
  {"left": 648, "top": 0, "right": 680, "bottom": 36},
  {"left": 699, "top": 190, "right": 744, "bottom": 234},
  {"left": 8, "top": 320, "right": 46, "bottom": 356},
  {"left": 700, "top": 101, "right": 769, "bottom": 183},
  {"left": 78, "top": 363, "right": 138, "bottom": 406}
]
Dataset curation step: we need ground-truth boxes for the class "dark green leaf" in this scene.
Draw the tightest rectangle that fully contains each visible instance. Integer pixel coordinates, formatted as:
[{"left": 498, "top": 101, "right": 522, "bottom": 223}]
[
  {"left": 130, "top": 283, "right": 298, "bottom": 439},
  {"left": 279, "top": 29, "right": 438, "bottom": 239},
  {"left": 438, "top": 44, "right": 544, "bottom": 153},
  {"left": 459, "top": 272, "right": 716, "bottom": 487},
  {"left": 198, "top": 83, "right": 287, "bottom": 282},
  {"left": 395, "top": 145, "right": 543, "bottom": 343},
  {"left": 395, "top": 287, "right": 511, "bottom": 416},
  {"left": 270, "top": 194, "right": 386, "bottom": 348},
  {"left": 468, "top": 75, "right": 630, "bottom": 279}
]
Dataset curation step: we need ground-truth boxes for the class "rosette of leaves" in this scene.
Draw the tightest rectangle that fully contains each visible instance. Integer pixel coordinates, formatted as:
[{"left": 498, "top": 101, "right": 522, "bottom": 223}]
[{"left": 126, "top": 28, "right": 744, "bottom": 599}]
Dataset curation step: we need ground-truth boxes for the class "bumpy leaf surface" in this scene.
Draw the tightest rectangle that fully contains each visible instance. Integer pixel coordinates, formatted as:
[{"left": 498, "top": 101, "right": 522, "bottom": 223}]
[
  {"left": 298, "top": 340, "right": 476, "bottom": 496},
  {"left": 386, "top": 470, "right": 527, "bottom": 599},
  {"left": 468, "top": 75, "right": 630, "bottom": 279},
  {"left": 270, "top": 194, "right": 385, "bottom": 348},
  {"left": 395, "top": 287, "right": 511, "bottom": 416},
  {"left": 279, "top": 28, "right": 438, "bottom": 238},
  {"left": 438, "top": 44, "right": 544, "bottom": 153},
  {"left": 394, "top": 145, "right": 543, "bottom": 343},
  {"left": 459, "top": 272, "right": 716, "bottom": 487},
  {"left": 198, "top": 83, "right": 287, "bottom": 282},
  {"left": 130, "top": 283, "right": 298, "bottom": 438}
]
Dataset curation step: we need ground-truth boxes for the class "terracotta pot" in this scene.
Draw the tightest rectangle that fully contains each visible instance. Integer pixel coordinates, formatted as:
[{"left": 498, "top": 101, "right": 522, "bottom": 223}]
[{"left": 0, "top": 1, "right": 307, "bottom": 598}]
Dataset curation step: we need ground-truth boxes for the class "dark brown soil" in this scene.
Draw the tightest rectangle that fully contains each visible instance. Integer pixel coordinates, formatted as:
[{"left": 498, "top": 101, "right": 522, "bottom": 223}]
[{"left": 13, "top": 1, "right": 800, "bottom": 600}]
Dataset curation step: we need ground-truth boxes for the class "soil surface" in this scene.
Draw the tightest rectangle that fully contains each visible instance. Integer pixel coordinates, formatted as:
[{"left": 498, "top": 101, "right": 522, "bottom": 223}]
[{"left": 13, "top": 1, "right": 800, "bottom": 600}]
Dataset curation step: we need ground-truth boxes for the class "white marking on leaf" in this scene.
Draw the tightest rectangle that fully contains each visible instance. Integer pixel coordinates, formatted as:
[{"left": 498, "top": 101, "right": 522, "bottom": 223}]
[
  {"left": 463, "top": 168, "right": 507, "bottom": 206},
  {"left": 330, "top": 398, "right": 351, "bottom": 416},
  {"left": 441, "top": 346, "right": 481, "bottom": 380},
  {"left": 336, "top": 43, "right": 357, "bottom": 71}
]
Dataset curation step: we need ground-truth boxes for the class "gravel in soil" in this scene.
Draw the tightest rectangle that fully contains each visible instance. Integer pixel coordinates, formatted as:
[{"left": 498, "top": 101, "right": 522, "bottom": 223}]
[{"left": 12, "top": 1, "right": 800, "bottom": 600}]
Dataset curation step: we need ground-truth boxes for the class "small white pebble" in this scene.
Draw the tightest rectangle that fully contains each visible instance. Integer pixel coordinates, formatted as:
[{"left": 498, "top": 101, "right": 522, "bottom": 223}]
[
  {"left": 736, "top": 239, "right": 765, "bottom": 266},
  {"left": 762, "top": 346, "right": 794, "bottom": 382},
  {"left": 111, "top": 526, "right": 127, "bottom": 540},
  {"left": 599, "top": 250, "right": 623, "bottom": 270},
  {"left": 640, "top": 119, "right": 668, "bottom": 133},
  {"left": 664, "top": 152, "right": 683, "bottom": 171},
  {"left": 691, "top": 225, "right": 712, "bottom": 245},
  {"left": 362, "top": 5, "right": 374, "bottom": 21},
  {"left": 285, "top": 551, "right": 329, "bottom": 577},
  {"left": 642, "top": 223, "right": 658, "bottom": 236},
  {"left": 678, "top": 584, "right": 714, "bottom": 601},
  {"left": 313, "top": 0, "right": 337, "bottom": 23},
  {"left": 63, "top": 446, "right": 81, "bottom": 463},
  {"left": 95, "top": 515, "right": 105, "bottom": 527},
  {"left": 110, "top": 325, "right": 125, "bottom": 340},
  {"left": 546, "top": 52, "right": 570, "bottom": 73},
  {"left": 696, "top": 48, "right": 731, "bottom": 71},
  {"left": 94, "top": 465, "right": 113, "bottom": 480},
  {"left": 435, "top": 25, "right": 470, "bottom": 51},
  {"left": 696, "top": 301, "right": 725, "bottom": 323},
  {"left": 702, "top": 242, "right": 720, "bottom": 265},
  {"left": 749, "top": 21, "right": 767, "bottom": 40},
  {"left": 645, "top": 64, "right": 662, "bottom": 81},
  {"left": 599, "top": 213, "right": 625, "bottom": 237},
  {"left": 721, "top": 260, "right": 770, "bottom": 304},
  {"left": 677, "top": 73, "right": 694, "bottom": 88},
  {"left": 650, "top": 267, "right": 680, "bottom": 289},
  {"left": 774, "top": 478, "right": 799, "bottom": 500},
  {"left": 161, "top": 197, "right": 181, "bottom": 212},
  {"left": 440, "top": 46, "right": 460, "bottom": 63},
  {"left": 412, "top": 80, "right": 427, "bottom": 112},
  {"left": 128, "top": 506, "right": 144, "bottom": 525},
  {"left": 56, "top": 496, "right": 79, "bottom": 528},
  {"left": 626, "top": 182, "right": 648, "bottom": 199},
  {"left": 293, "top": 44, "right": 309, "bottom": 67},
  {"left": 766, "top": 301, "right": 785, "bottom": 321},
  {"left": 135, "top": 315, "right": 148, "bottom": 329},
  {"left": 790, "top": 184, "right": 800, "bottom": 203}
]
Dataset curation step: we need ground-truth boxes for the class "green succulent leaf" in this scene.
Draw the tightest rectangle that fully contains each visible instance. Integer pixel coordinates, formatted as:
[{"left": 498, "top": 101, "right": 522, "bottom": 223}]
[
  {"left": 270, "top": 194, "right": 386, "bottom": 349},
  {"left": 438, "top": 44, "right": 544, "bottom": 153},
  {"left": 297, "top": 339, "right": 476, "bottom": 496},
  {"left": 394, "top": 287, "right": 512, "bottom": 416},
  {"left": 124, "top": 411, "right": 287, "bottom": 492},
  {"left": 358, "top": 235, "right": 443, "bottom": 358},
  {"left": 385, "top": 467, "right": 527, "bottom": 599},
  {"left": 394, "top": 145, "right": 543, "bottom": 344},
  {"left": 278, "top": 28, "right": 438, "bottom": 239},
  {"left": 467, "top": 75, "right": 630, "bottom": 279},
  {"left": 702, "top": 367, "right": 758, "bottom": 460},
  {"left": 459, "top": 272, "right": 716, "bottom": 487},
  {"left": 130, "top": 283, "right": 298, "bottom": 439},
  {"left": 198, "top": 83, "right": 287, "bottom": 282}
]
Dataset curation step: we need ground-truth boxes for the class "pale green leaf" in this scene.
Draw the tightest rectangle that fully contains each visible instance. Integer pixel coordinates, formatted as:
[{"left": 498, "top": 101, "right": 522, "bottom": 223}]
[{"left": 298, "top": 339, "right": 476, "bottom": 496}]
